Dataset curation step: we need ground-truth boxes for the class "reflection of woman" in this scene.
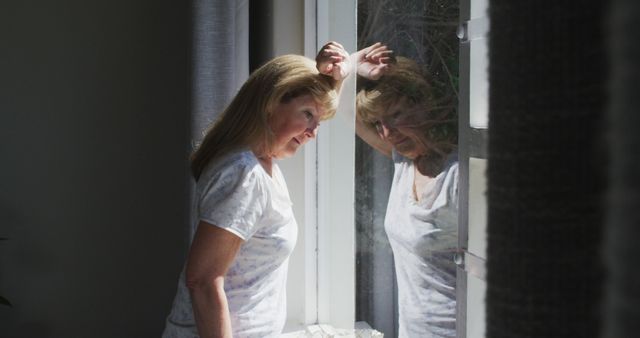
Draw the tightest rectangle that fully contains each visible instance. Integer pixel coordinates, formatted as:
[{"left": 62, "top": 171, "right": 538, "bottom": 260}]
[
  {"left": 162, "top": 42, "right": 349, "bottom": 337},
  {"left": 355, "top": 44, "right": 458, "bottom": 338}
]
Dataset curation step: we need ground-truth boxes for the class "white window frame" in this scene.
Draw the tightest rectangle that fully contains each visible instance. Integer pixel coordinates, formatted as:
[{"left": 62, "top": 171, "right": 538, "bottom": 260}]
[
  {"left": 279, "top": 0, "right": 358, "bottom": 333},
  {"left": 457, "top": 0, "right": 489, "bottom": 337},
  {"left": 315, "top": 0, "right": 357, "bottom": 329}
]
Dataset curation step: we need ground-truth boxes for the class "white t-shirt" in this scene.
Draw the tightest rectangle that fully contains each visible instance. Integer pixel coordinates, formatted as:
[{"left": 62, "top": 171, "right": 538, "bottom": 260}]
[
  {"left": 385, "top": 151, "right": 459, "bottom": 338},
  {"left": 163, "top": 149, "right": 298, "bottom": 338}
]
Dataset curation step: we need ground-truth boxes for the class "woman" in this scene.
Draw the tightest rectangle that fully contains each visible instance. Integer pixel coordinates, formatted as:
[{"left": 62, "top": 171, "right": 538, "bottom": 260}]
[
  {"left": 355, "top": 44, "right": 459, "bottom": 338},
  {"left": 162, "top": 42, "right": 350, "bottom": 338}
]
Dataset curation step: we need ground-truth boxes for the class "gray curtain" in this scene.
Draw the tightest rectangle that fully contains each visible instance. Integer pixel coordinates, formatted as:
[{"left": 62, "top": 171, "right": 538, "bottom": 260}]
[
  {"left": 188, "top": 0, "right": 246, "bottom": 238},
  {"left": 191, "top": 0, "right": 243, "bottom": 143}
]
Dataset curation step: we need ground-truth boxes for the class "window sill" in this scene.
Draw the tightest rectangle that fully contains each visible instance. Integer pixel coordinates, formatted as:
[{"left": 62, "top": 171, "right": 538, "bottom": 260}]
[{"left": 281, "top": 322, "right": 383, "bottom": 338}]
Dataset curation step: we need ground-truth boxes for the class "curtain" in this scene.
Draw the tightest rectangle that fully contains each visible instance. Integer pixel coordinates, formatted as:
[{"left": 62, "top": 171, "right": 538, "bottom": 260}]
[
  {"left": 191, "top": 0, "right": 247, "bottom": 143},
  {"left": 486, "top": 1, "right": 606, "bottom": 337},
  {"left": 188, "top": 0, "right": 248, "bottom": 240}
]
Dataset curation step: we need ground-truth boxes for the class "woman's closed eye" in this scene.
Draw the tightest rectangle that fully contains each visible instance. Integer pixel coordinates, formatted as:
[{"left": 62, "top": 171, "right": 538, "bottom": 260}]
[
  {"left": 374, "top": 120, "right": 384, "bottom": 133},
  {"left": 304, "top": 110, "right": 314, "bottom": 120}
]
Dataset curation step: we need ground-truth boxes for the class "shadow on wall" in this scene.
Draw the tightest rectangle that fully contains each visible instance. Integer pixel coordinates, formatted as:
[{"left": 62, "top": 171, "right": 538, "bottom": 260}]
[{"left": 0, "top": 1, "right": 191, "bottom": 336}]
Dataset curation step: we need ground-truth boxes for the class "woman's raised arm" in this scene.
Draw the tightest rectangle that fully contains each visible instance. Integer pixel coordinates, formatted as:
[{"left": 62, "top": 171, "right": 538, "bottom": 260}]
[{"left": 354, "top": 43, "right": 395, "bottom": 157}]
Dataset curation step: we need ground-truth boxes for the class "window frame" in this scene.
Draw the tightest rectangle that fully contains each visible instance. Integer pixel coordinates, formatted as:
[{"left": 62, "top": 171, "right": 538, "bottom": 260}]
[
  {"left": 457, "top": 0, "right": 489, "bottom": 337},
  {"left": 315, "top": 0, "right": 357, "bottom": 329},
  {"left": 281, "top": 0, "right": 358, "bottom": 333}
]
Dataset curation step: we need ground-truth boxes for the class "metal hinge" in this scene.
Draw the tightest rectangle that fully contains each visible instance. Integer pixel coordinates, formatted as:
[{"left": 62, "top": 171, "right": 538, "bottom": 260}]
[
  {"left": 457, "top": 17, "right": 489, "bottom": 43},
  {"left": 455, "top": 250, "right": 486, "bottom": 281}
]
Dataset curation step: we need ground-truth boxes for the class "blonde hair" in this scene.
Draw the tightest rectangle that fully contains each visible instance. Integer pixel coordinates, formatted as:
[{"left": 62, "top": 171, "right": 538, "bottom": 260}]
[{"left": 191, "top": 54, "right": 338, "bottom": 180}]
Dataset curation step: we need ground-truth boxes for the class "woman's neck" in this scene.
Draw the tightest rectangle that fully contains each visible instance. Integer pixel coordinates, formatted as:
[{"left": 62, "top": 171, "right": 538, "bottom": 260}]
[
  {"left": 257, "top": 157, "right": 273, "bottom": 176},
  {"left": 252, "top": 146, "right": 274, "bottom": 176},
  {"left": 412, "top": 164, "right": 436, "bottom": 202}
]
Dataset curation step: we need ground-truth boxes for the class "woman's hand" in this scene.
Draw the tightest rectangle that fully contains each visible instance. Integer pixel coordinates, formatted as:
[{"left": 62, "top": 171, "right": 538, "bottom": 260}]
[
  {"left": 355, "top": 42, "right": 394, "bottom": 80},
  {"left": 316, "top": 41, "right": 352, "bottom": 82}
]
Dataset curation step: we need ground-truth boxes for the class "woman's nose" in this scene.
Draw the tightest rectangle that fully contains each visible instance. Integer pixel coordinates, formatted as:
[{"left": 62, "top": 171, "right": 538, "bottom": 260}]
[
  {"left": 379, "top": 123, "right": 394, "bottom": 139},
  {"left": 304, "top": 122, "right": 319, "bottom": 138}
]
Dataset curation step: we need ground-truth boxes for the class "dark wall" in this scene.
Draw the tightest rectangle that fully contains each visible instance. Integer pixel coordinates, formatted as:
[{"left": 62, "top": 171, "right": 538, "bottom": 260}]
[{"left": 0, "top": 1, "right": 190, "bottom": 337}]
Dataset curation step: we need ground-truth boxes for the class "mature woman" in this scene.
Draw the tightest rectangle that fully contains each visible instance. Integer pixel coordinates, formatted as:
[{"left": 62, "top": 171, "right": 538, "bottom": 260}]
[
  {"left": 162, "top": 42, "right": 349, "bottom": 338},
  {"left": 355, "top": 44, "right": 459, "bottom": 338}
]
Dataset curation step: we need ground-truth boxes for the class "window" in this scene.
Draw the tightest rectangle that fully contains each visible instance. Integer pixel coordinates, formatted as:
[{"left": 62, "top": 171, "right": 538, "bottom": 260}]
[
  {"left": 271, "top": 1, "right": 489, "bottom": 336},
  {"left": 354, "top": 1, "right": 463, "bottom": 337}
]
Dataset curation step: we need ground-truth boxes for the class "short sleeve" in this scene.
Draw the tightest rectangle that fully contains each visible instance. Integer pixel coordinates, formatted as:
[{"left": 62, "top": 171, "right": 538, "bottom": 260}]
[{"left": 197, "top": 158, "right": 267, "bottom": 240}]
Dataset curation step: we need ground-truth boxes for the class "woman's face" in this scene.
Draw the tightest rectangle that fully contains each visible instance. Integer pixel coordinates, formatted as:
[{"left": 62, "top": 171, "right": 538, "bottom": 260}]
[
  {"left": 269, "top": 94, "right": 325, "bottom": 159},
  {"left": 374, "top": 98, "right": 428, "bottom": 159}
]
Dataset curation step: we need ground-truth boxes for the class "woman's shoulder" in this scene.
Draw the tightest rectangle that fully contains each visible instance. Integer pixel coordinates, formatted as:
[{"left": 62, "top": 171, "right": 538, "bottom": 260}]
[{"left": 198, "top": 149, "right": 264, "bottom": 185}]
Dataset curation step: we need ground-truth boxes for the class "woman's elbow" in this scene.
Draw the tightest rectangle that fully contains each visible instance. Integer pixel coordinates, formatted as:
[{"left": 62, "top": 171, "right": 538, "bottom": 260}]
[{"left": 185, "top": 267, "right": 224, "bottom": 292}]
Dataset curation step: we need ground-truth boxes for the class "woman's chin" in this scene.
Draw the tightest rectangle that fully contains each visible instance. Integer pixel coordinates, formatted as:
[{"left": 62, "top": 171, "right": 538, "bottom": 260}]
[{"left": 395, "top": 147, "right": 418, "bottom": 159}]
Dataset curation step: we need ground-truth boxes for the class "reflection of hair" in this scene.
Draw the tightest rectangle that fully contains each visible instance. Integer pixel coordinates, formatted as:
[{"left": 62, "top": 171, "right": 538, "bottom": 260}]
[
  {"left": 357, "top": 57, "right": 432, "bottom": 123},
  {"left": 191, "top": 55, "right": 339, "bottom": 180},
  {"left": 356, "top": 56, "right": 457, "bottom": 175}
]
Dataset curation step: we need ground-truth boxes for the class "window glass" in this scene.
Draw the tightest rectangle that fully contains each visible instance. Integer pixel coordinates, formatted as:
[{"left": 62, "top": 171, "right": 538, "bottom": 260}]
[{"left": 355, "top": 1, "right": 460, "bottom": 337}]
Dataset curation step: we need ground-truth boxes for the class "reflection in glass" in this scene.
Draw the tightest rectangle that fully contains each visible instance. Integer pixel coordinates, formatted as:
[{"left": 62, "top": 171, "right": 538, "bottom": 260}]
[{"left": 355, "top": 1, "right": 459, "bottom": 337}]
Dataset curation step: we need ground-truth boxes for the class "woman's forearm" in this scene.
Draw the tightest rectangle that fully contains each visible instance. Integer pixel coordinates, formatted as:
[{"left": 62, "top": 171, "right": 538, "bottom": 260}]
[{"left": 189, "top": 280, "right": 232, "bottom": 338}]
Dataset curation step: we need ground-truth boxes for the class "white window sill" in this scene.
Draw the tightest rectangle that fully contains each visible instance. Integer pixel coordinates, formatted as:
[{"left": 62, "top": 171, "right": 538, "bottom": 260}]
[{"left": 281, "top": 322, "right": 383, "bottom": 338}]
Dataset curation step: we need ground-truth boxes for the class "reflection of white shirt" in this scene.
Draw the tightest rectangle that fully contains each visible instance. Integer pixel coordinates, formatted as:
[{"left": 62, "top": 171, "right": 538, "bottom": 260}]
[
  {"left": 385, "top": 151, "right": 458, "bottom": 338},
  {"left": 163, "top": 150, "right": 298, "bottom": 338}
]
